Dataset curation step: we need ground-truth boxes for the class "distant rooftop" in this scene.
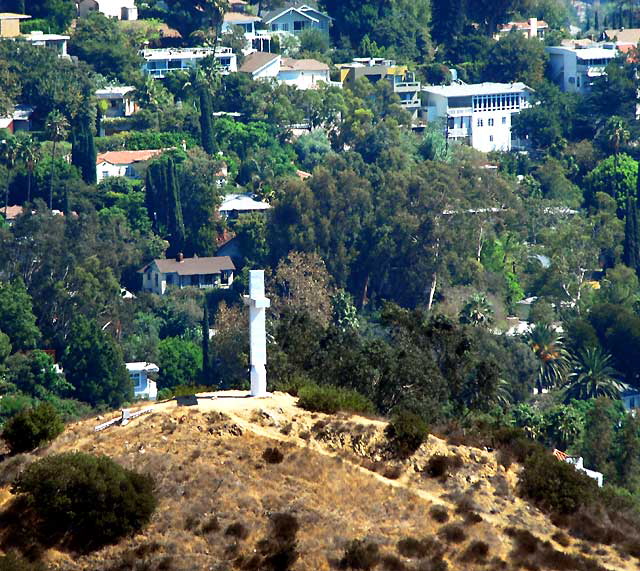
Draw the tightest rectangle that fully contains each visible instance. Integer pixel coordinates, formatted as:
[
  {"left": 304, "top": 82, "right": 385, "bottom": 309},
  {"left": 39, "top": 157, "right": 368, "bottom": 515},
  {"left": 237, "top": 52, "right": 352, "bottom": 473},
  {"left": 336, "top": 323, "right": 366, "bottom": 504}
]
[
  {"left": 23, "top": 30, "right": 69, "bottom": 40},
  {"left": 95, "top": 86, "right": 135, "bottom": 99},
  {"left": 140, "top": 46, "right": 233, "bottom": 60},
  {"left": 280, "top": 57, "right": 329, "bottom": 71},
  {"left": 96, "top": 149, "right": 163, "bottom": 165},
  {"left": 422, "top": 82, "right": 532, "bottom": 98},
  {"left": 547, "top": 45, "right": 618, "bottom": 59},
  {"left": 223, "top": 12, "right": 261, "bottom": 22},
  {"left": 498, "top": 19, "right": 549, "bottom": 31},
  {"left": 0, "top": 13, "right": 31, "bottom": 20}
]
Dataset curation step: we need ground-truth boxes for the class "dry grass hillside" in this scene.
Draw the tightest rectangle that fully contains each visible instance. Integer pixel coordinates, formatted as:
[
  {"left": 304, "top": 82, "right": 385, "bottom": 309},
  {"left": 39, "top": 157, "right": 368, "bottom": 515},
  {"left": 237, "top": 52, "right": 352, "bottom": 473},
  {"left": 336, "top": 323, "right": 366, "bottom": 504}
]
[{"left": 0, "top": 391, "right": 636, "bottom": 571}]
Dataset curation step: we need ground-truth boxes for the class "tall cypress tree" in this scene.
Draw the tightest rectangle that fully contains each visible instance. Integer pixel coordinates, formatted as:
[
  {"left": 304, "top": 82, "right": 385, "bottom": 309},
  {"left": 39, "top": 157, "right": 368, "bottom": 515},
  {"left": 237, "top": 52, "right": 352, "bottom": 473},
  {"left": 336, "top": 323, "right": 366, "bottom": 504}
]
[
  {"left": 202, "top": 299, "right": 211, "bottom": 385},
  {"left": 166, "top": 158, "right": 185, "bottom": 255},
  {"left": 71, "top": 111, "right": 97, "bottom": 185},
  {"left": 624, "top": 195, "right": 639, "bottom": 273},
  {"left": 199, "top": 87, "right": 216, "bottom": 155}
]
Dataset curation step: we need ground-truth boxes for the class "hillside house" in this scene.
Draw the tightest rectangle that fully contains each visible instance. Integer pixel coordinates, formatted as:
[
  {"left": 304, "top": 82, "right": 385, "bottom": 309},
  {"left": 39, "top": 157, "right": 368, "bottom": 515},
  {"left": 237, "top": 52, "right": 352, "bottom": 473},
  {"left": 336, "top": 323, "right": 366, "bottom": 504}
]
[
  {"left": 496, "top": 18, "right": 548, "bottom": 40},
  {"left": 76, "top": 0, "right": 138, "bottom": 20},
  {"left": 96, "top": 86, "right": 136, "bottom": 118},
  {"left": 126, "top": 362, "right": 158, "bottom": 400},
  {"left": 277, "top": 57, "right": 329, "bottom": 89},
  {"left": 262, "top": 3, "right": 331, "bottom": 36},
  {"left": 338, "top": 58, "right": 422, "bottom": 119},
  {"left": 0, "top": 12, "right": 29, "bottom": 38},
  {"left": 239, "top": 51, "right": 281, "bottom": 80},
  {"left": 219, "top": 193, "right": 271, "bottom": 219},
  {"left": 23, "top": 31, "right": 69, "bottom": 57},
  {"left": 141, "top": 47, "right": 237, "bottom": 78},
  {"left": 96, "top": 149, "right": 163, "bottom": 182},
  {"left": 140, "top": 253, "right": 235, "bottom": 295},
  {"left": 0, "top": 105, "right": 34, "bottom": 133},
  {"left": 222, "top": 11, "right": 262, "bottom": 35},
  {"left": 422, "top": 82, "right": 533, "bottom": 153},
  {"left": 546, "top": 45, "right": 618, "bottom": 93}
]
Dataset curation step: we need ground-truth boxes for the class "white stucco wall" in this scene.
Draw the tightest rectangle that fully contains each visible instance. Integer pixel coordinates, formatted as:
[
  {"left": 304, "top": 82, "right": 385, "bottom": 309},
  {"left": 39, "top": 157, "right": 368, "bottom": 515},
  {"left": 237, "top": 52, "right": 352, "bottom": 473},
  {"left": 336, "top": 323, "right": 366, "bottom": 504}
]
[{"left": 277, "top": 69, "right": 329, "bottom": 89}]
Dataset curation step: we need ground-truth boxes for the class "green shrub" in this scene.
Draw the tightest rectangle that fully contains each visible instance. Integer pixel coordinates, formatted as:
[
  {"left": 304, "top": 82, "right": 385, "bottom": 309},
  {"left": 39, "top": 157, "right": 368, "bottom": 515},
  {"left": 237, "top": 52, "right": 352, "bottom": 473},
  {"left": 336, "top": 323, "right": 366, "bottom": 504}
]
[
  {"left": 341, "top": 539, "right": 380, "bottom": 570},
  {"left": 2, "top": 403, "right": 64, "bottom": 454},
  {"left": 12, "top": 452, "right": 156, "bottom": 550},
  {"left": 386, "top": 409, "right": 429, "bottom": 457},
  {"left": 297, "top": 384, "right": 375, "bottom": 415},
  {"left": 519, "top": 450, "right": 598, "bottom": 515}
]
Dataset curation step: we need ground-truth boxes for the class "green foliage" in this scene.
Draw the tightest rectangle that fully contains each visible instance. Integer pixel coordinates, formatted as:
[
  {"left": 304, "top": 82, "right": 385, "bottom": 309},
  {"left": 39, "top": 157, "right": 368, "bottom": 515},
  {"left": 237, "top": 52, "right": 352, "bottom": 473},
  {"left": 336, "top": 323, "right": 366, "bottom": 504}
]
[
  {"left": 564, "top": 347, "right": 625, "bottom": 402},
  {"left": 293, "top": 130, "right": 332, "bottom": 172},
  {"left": 297, "top": 383, "right": 375, "bottom": 415},
  {"left": 341, "top": 539, "right": 380, "bottom": 570},
  {"left": 386, "top": 409, "right": 429, "bottom": 457},
  {"left": 520, "top": 449, "right": 598, "bottom": 514},
  {"left": 157, "top": 337, "right": 202, "bottom": 389},
  {"left": 12, "top": 452, "right": 156, "bottom": 550},
  {"left": 71, "top": 110, "right": 97, "bottom": 185},
  {"left": 5, "top": 350, "right": 72, "bottom": 398},
  {"left": 0, "top": 279, "right": 40, "bottom": 350},
  {"left": 61, "top": 315, "right": 132, "bottom": 408},
  {"left": 484, "top": 32, "right": 548, "bottom": 87},
  {"left": 95, "top": 131, "right": 198, "bottom": 152},
  {"left": 585, "top": 153, "right": 638, "bottom": 213},
  {"left": 2, "top": 402, "right": 63, "bottom": 454}
]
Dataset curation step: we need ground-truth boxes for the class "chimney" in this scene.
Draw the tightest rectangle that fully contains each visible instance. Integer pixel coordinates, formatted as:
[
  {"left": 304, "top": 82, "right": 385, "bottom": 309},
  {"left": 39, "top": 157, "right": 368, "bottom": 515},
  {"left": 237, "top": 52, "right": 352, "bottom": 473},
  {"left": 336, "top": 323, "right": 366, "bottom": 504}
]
[
  {"left": 529, "top": 17, "right": 538, "bottom": 40},
  {"left": 176, "top": 252, "right": 184, "bottom": 262}
]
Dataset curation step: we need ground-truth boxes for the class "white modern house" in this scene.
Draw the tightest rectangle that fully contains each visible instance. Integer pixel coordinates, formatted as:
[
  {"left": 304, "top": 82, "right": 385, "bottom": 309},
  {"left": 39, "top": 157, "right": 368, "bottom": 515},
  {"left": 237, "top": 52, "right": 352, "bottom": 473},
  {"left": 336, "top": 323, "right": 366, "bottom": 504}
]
[
  {"left": 277, "top": 57, "right": 330, "bottom": 89},
  {"left": 140, "top": 253, "right": 236, "bottom": 295},
  {"left": 422, "top": 82, "right": 533, "bottom": 153},
  {"left": 76, "top": 0, "right": 138, "bottom": 20},
  {"left": 140, "top": 47, "right": 237, "bottom": 79},
  {"left": 96, "top": 149, "right": 163, "bottom": 182},
  {"left": 219, "top": 193, "right": 271, "bottom": 219},
  {"left": 546, "top": 45, "right": 618, "bottom": 93},
  {"left": 262, "top": 3, "right": 331, "bottom": 36},
  {"left": 126, "top": 362, "right": 159, "bottom": 400},
  {"left": 22, "top": 31, "right": 70, "bottom": 57},
  {"left": 96, "top": 86, "right": 136, "bottom": 118},
  {"left": 0, "top": 104, "right": 34, "bottom": 133}
]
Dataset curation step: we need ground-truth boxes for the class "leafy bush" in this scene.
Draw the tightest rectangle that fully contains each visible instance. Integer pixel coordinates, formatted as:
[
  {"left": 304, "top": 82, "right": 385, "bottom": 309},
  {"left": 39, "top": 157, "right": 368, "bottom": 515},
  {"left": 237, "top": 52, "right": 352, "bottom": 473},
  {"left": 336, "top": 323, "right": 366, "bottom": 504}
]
[
  {"left": 263, "top": 447, "right": 285, "bottom": 464},
  {"left": 519, "top": 450, "right": 598, "bottom": 515},
  {"left": 438, "top": 523, "right": 466, "bottom": 543},
  {"left": 225, "top": 522, "right": 249, "bottom": 540},
  {"left": 386, "top": 409, "right": 429, "bottom": 457},
  {"left": 341, "top": 539, "right": 380, "bottom": 570},
  {"left": 2, "top": 403, "right": 63, "bottom": 454},
  {"left": 425, "top": 454, "right": 463, "bottom": 479},
  {"left": 429, "top": 505, "right": 449, "bottom": 523},
  {"left": 297, "top": 384, "right": 375, "bottom": 415},
  {"left": 12, "top": 452, "right": 156, "bottom": 550}
]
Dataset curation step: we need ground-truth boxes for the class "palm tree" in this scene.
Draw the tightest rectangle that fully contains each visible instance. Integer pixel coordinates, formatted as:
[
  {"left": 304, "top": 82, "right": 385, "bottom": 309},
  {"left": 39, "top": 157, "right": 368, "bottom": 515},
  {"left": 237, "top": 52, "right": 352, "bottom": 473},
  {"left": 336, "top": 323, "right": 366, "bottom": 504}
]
[
  {"left": 15, "top": 134, "right": 40, "bottom": 204},
  {"left": 603, "top": 116, "right": 630, "bottom": 200},
  {"left": 563, "top": 347, "right": 626, "bottom": 402},
  {"left": 459, "top": 293, "right": 494, "bottom": 328},
  {"left": 0, "top": 136, "right": 19, "bottom": 215},
  {"left": 45, "top": 110, "right": 69, "bottom": 210},
  {"left": 526, "top": 323, "right": 569, "bottom": 394}
]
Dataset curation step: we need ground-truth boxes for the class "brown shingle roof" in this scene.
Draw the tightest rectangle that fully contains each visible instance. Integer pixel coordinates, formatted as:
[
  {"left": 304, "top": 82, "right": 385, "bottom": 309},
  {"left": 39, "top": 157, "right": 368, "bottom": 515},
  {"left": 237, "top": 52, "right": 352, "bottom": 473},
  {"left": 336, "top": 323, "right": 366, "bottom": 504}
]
[
  {"left": 152, "top": 256, "right": 235, "bottom": 276},
  {"left": 239, "top": 51, "right": 280, "bottom": 74},
  {"left": 96, "top": 149, "right": 163, "bottom": 165},
  {"left": 280, "top": 57, "right": 329, "bottom": 71},
  {"left": 224, "top": 11, "right": 261, "bottom": 22}
]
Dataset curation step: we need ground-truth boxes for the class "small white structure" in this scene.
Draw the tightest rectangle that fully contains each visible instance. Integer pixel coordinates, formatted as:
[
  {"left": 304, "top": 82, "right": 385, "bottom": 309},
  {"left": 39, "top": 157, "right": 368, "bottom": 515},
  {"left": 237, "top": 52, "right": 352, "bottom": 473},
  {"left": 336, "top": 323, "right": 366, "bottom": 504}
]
[
  {"left": 140, "top": 253, "right": 235, "bottom": 295},
  {"left": 219, "top": 193, "right": 271, "bottom": 219},
  {"left": 622, "top": 389, "right": 640, "bottom": 412},
  {"left": 126, "top": 362, "right": 159, "bottom": 400},
  {"left": 77, "top": 0, "right": 138, "bottom": 20},
  {"left": 95, "top": 86, "right": 136, "bottom": 118},
  {"left": 22, "top": 31, "right": 70, "bottom": 57},
  {"left": 140, "top": 47, "right": 237, "bottom": 79},
  {"left": 96, "top": 149, "right": 163, "bottom": 182},
  {"left": 0, "top": 104, "right": 34, "bottom": 134},
  {"left": 277, "top": 57, "right": 330, "bottom": 89},
  {"left": 244, "top": 270, "right": 270, "bottom": 397},
  {"left": 554, "top": 449, "right": 603, "bottom": 487},
  {"left": 546, "top": 45, "right": 618, "bottom": 93},
  {"left": 422, "top": 82, "right": 533, "bottom": 152}
]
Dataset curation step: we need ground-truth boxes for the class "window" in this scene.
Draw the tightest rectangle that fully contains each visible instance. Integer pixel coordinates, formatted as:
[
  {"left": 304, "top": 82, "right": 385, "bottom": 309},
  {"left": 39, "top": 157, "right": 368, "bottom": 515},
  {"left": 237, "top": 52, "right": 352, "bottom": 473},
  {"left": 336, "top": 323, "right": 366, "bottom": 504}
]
[
  {"left": 282, "top": 23, "right": 288, "bottom": 31},
  {"left": 488, "top": 118, "right": 494, "bottom": 126},
  {"left": 294, "top": 20, "right": 306, "bottom": 31},
  {"left": 477, "top": 118, "right": 483, "bottom": 127},
  {"left": 502, "top": 116, "right": 507, "bottom": 124},
  {"left": 489, "top": 135, "right": 494, "bottom": 142},
  {"left": 102, "top": 171, "right": 110, "bottom": 179},
  {"left": 271, "top": 23, "right": 278, "bottom": 31}
]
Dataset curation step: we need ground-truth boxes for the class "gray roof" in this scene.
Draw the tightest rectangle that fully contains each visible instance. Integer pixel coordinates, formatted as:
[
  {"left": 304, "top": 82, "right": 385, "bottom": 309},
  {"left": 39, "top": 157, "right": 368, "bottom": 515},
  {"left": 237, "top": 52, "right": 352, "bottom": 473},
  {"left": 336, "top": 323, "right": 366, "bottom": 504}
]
[
  {"left": 151, "top": 256, "right": 235, "bottom": 276},
  {"left": 239, "top": 51, "right": 280, "bottom": 74},
  {"left": 422, "top": 82, "right": 532, "bottom": 98},
  {"left": 261, "top": 2, "right": 326, "bottom": 23}
]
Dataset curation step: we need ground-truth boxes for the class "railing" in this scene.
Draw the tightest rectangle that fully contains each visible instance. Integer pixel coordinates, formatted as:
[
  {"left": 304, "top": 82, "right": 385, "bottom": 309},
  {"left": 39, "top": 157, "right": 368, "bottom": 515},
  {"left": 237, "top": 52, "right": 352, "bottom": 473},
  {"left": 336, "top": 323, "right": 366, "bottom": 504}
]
[
  {"left": 447, "top": 107, "right": 473, "bottom": 117},
  {"left": 400, "top": 99, "right": 421, "bottom": 108},
  {"left": 393, "top": 81, "right": 421, "bottom": 89},
  {"left": 447, "top": 127, "right": 471, "bottom": 138}
]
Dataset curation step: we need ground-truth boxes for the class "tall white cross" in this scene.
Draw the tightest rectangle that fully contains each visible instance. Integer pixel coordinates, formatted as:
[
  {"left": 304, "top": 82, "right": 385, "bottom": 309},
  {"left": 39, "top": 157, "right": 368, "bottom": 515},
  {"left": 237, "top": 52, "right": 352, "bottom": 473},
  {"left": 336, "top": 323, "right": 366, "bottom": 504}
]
[{"left": 244, "top": 270, "right": 270, "bottom": 397}]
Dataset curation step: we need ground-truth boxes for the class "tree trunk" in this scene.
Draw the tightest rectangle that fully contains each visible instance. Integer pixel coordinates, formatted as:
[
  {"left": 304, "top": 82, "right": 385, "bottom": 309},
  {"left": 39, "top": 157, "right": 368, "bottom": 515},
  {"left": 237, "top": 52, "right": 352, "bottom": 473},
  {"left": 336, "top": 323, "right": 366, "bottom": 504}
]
[
  {"left": 26, "top": 169, "right": 31, "bottom": 203},
  {"left": 49, "top": 140, "right": 57, "bottom": 210},
  {"left": 427, "top": 271, "right": 437, "bottom": 311},
  {"left": 359, "top": 272, "right": 369, "bottom": 309}
]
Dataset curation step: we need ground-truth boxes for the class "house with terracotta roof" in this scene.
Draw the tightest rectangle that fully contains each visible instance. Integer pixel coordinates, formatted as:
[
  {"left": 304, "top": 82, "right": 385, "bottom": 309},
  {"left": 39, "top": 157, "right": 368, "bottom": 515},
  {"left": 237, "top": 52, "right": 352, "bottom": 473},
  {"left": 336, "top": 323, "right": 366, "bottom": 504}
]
[
  {"left": 496, "top": 17, "right": 548, "bottom": 40},
  {"left": 139, "top": 253, "right": 235, "bottom": 295},
  {"left": 277, "top": 57, "right": 329, "bottom": 89},
  {"left": 96, "top": 149, "right": 163, "bottom": 183}
]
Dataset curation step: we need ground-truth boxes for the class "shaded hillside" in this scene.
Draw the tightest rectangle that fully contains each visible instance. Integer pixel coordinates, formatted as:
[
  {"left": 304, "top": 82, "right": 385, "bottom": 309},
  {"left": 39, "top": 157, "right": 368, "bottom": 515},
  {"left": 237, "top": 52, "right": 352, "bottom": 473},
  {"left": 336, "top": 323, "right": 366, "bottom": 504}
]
[{"left": 0, "top": 392, "right": 636, "bottom": 571}]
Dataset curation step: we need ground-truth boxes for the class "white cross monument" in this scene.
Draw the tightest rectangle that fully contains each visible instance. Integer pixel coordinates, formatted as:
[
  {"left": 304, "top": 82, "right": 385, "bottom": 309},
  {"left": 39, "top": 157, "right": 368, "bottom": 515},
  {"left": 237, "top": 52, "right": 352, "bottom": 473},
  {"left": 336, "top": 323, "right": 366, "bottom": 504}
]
[{"left": 244, "top": 270, "right": 270, "bottom": 397}]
